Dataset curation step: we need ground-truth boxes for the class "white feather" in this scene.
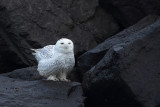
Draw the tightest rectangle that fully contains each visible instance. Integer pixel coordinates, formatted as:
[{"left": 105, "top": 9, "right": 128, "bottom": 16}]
[
  {"left": 32, "top": 38, "right": 75, "bottom": 81},
  {"left": 31, "top": 45, "right": 55, "bottom": 62}
]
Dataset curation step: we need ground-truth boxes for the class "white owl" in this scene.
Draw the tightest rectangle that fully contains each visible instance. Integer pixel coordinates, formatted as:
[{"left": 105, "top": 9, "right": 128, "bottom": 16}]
[{"left": 31, "top": 38, "right": 75, "bottom": 81}]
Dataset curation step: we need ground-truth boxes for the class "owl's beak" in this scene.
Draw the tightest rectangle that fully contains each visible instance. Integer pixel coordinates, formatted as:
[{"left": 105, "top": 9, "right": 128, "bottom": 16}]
[{"left": 65, "top": 46, "right": 68, "bottom": 49}]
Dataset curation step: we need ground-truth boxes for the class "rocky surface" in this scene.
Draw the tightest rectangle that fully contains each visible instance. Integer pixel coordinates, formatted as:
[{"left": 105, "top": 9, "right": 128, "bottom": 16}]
[
  {"left": 99, "top": 0, "right": 160, "bottom": 27},
  {"left": 0, "top": 68, "right": 84, "bottom": 107},
  {"left": 0, "top": 0, "right": 160, "bottom": 107},
  {"left": 78, "top": 15, "right": 160, "bottom": 107},
  {"left": 0, "top": 35, "right": 27, "bottom": 73},
  {"left": 2, "top": 66, "right": 42, "bottom": 81},
  {"left": 2, "top": 66, "right": 79, "bottom": 82},
  {"left": 0, "top": 0, "right": 119, "bottom": 69}
]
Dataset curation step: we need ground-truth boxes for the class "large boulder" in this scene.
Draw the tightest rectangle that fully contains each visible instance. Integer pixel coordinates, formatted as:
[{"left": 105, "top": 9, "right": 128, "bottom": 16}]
[
  {"left": 0, "top": 0, "right": 119, "bottom": 68},
  {"left": 0, "top": 68, "right": 84, "bottom": 107},
  {"left": 78, "top": 15, "right": 160, "bottom": 107},
  {"left": 99, "top": 0, "right": 160, "bottom": 27}
]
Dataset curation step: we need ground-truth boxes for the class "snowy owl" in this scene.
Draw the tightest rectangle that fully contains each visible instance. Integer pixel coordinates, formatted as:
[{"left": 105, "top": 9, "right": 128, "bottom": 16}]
[{"left": 31, "top": 38, "right": 75, "bottom": 81}]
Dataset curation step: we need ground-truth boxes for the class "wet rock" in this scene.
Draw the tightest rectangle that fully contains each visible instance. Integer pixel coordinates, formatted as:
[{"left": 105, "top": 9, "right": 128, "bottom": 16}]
[
  {"left": 78, "top": 15, "right": 160, "bottom": 107},
  {"left": 0, "top": 75, "right": 84, "bottom": 107},
  {"left": 0, "top": 0, "right": 119, "bottom": 68},
  {"left": 99, "top": 0, "right": 160, "bottom": 27}
]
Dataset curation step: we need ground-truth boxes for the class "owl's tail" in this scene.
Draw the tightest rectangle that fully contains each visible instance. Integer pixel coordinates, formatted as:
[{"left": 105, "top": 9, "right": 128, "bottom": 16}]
[{"left": 30, "top": 48, "right": 40, "bottom": 55}]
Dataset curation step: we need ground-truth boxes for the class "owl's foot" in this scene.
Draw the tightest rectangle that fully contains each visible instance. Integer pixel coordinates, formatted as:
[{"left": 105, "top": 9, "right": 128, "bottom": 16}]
[
  {"left": 59, "top": 78, "right": 70, "bottom": 82},
  {"left": 58, "top": 73, "right": 70, "bottom": 82},
  {"left": 65, "top": 79, "right": 71, "bottom": 82},
  {"left": 47, "top": 76, "right": 59, "bottom": 81}
]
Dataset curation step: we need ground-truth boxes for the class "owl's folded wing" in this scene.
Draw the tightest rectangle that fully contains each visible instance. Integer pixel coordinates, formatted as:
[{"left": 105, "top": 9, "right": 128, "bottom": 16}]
[{"left": 31, "top": 45, "right": 55, "bottom": 62}]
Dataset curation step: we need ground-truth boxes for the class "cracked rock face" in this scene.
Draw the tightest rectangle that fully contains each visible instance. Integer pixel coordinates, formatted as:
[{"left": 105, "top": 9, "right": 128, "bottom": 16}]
[
  {"left": 0, "top": 0, "right": 119, "bottom": 68},
  {"left": 78, "top": 15, "right": 160, "bottom": 107}
]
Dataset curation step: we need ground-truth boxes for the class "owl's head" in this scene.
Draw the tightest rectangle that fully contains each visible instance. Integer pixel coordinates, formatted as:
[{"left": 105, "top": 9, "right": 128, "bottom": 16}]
[{"left": 55, "top": 38, "right": 74, "bottom": 54}]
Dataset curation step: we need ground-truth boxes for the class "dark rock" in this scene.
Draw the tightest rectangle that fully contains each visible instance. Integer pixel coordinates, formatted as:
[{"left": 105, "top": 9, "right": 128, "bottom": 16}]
[
  {"left": 0, "top": 0, "right": 119, "bottom": 68},
  {"left": 78, "top": 15, "right": 160, "bottom": 107},
  {"left": 0, "top": 75, "right": 84, "bottom": 107},
  {"left": 0, "top": 35, "right": 28, "bottom": 73},
  {"left": 1, "top": 66, "right": 84, "bottom": 106},
  {"left": 99, "top": 0, "right": 160, "bottom": 27},
  {"left": 2, "top": 66, "right": 42, "bottom": 81},
  {"left": 78, "top": 15, "right": 159, "bottom": 75},
  {"left": 2, "top": 66, "right": 80, "bottom": 82}
]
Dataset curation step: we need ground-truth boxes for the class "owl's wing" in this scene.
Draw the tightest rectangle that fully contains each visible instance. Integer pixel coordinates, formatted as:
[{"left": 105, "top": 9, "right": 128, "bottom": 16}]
[
  {"left": 37, "top": 58, "right": 60, "bottom": 77},
  {"left": 31, "top": 45, "right": 55, "bottom": 62}
]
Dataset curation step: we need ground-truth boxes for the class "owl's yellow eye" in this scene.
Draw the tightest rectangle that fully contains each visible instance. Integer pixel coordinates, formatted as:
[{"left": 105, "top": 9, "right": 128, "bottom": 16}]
[{"left": 61, "top": 43, "right": 64, "bottom": 45}]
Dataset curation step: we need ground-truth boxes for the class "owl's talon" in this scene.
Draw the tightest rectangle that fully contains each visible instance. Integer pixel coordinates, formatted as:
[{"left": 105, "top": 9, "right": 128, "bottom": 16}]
[
  {"left": 47, "top": 76, "right": 59, "bottom": 81},
  {"left": 59, "top": 78, "right": 70, "bottom": 82}
]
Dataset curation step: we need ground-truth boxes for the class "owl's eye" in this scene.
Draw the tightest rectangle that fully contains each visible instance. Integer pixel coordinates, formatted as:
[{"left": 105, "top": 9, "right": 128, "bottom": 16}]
[
  {"left": 61, "top": 43, "right": 64, "bottom": 45},
  {"left": 68, "top": 42, "right": 71, "bottom": 44}
]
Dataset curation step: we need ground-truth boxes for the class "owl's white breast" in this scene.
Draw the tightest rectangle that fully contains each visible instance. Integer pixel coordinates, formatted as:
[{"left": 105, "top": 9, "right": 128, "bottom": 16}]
[{"left": 38, "top": 52, "right": 75, "bottom": 77}]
